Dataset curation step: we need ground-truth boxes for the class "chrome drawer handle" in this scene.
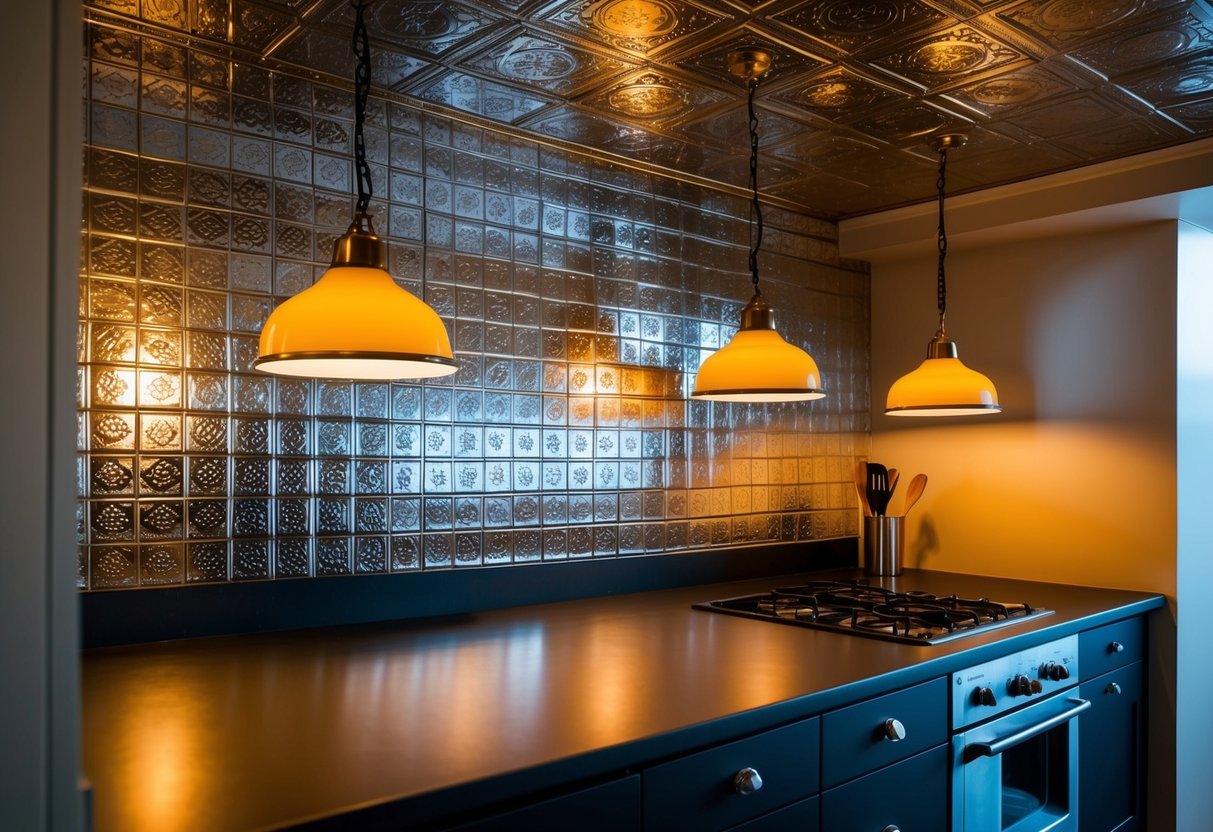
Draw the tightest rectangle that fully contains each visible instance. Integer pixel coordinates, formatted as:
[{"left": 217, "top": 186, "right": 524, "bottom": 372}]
[
  {"left": 1109, "top": 641, "right": 1125, "bottom": 654},
  {"left": 882, "top": 718, "right": 906, "bottom": 742},
  {"left": 1106, "top": 682, "right": 1122, "bottom": 695},
  {"left": 881, "top": 826, "right": 901, "bottom": 832},
  {"left": 733, "top": 767, "right": 763, "bottom": 795}
]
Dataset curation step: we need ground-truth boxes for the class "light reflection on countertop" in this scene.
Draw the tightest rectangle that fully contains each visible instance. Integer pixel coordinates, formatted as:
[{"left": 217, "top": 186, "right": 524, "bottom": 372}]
[{"left": 81, "top": 569, "right": 1164, "bottom": 832}]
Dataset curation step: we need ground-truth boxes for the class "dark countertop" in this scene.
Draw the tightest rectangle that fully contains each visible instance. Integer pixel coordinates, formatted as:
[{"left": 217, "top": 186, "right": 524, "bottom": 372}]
[{"left": 80, "top": 568, "right": 1164, "bottom": 832}]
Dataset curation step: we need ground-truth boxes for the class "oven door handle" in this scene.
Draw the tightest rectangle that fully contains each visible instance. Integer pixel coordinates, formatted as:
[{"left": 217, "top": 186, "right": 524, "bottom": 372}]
[{"left": 965, "top": 697, "right": 1091, "bottom": 760}]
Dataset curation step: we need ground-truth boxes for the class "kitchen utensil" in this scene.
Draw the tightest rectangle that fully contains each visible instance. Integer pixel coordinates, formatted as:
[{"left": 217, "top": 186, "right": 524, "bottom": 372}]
[
  {"left": 866, "top": 462, "right": 891, "bottom": 516},
  {"left": 888, "top": 468, "right": 900, "bottom": 498},
  {"left": 855, "top": 460, "right": 873, "bottom": 516},
  {"left": 902, "top": 474, "right": 927, "bottom": 516}
]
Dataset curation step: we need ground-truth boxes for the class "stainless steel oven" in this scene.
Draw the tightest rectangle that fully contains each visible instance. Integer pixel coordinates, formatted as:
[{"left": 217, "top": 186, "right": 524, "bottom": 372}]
[{"left": 952, "top": 635, "right": 1089, "bottom": 832}]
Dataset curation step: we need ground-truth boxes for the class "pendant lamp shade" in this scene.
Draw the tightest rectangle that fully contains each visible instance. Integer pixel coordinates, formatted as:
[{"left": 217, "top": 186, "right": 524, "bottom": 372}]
[
  {"left": 690, "top": 49, "right": 825, "bottom": 404},
  {"left": 884, "top": 134, "right": 1000, "bottom": 417},
  {"left": 885, "top": 334, "right": 1000, "bottom": 416},
  {"left": 254, "top": 1, "right": 456, "bottom": 382},
  {"left": 255, "top": 222, "right": 457, "bottom": 381},
  {"left": 692, "top": 294, "right": 824, "bottom": 401}
]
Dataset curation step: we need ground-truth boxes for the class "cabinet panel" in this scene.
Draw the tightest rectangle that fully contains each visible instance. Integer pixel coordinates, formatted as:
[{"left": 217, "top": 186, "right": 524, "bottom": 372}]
[
  {"left": 441, "top": 775, "right": 641, "bottom": 832},
  {"left": 726, "top": 796, "right": 819, "bottom": 832},
  {"left": 821, "top": 745, "right": 948, "bottom": 832},
  {"left": 1079, "top": 661, "right": 1143, "bottom": 832},
  {"left": 643, "top": 717, "right": 820, "bottom": 832},
  {"left": 822, "top": 677, "right": 947, "bottom": 788},
  {"left": 1079, "top": 618, "right": 1144, "bottom": 680}
]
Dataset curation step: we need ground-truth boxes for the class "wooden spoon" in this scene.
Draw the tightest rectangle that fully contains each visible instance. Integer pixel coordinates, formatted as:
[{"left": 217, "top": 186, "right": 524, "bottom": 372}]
[
  {"left": 902, "top": 474, "right": 928, "bottom": 516},
  {"left": 855, "top": 460, "right": 872, "bottom": 516}
]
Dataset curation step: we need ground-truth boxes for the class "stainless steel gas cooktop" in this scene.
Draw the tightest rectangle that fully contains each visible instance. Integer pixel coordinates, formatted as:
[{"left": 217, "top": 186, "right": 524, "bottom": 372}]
[{"left": 694, "top": 580, "right": 1053, "bottom": 645}]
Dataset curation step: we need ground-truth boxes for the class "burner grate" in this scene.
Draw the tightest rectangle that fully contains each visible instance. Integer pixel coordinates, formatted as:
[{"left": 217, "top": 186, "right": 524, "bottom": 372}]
[{"left": 695, "top": 580, "right": 1053, "bottom": 645}]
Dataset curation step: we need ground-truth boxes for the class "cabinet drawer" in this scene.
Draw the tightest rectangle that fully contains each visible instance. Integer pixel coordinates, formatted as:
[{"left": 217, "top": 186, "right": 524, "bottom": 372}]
[
  {"left": 441, "top": 775, "right": 641, "bottom": 832},
  {"left": 821, "top": 677, "right": 947, "bottom": 788},
  {"left": 1079, "top": 617, "right": 1144, "bottom": 679},
  {"left": 726, "top": 796, "right": 819, "bottom": 832},
  {"left": 1079, "top": 662, "right": 1144, "bottom": 832},
  {"left": 821, "top": 745, "right": 948, "bottom": 832},
  {"left": 643, "top": 717, "right": 820, "bottom": 832}
]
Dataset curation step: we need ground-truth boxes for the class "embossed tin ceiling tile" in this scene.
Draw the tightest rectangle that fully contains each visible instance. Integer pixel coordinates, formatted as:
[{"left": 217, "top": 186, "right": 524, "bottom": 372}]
[
  {"left": 344, "top": 0, "right": 508, "bottom": 57},
  {"left": 767, "top": 65, "right": 910, "bottom": 119},
  {"left": 771, "top": 0, "right": 951, "bottom": 56},
  {"left": 459, "top": 28, "right": 640, "bottom": 95},
  {"left": 519, "top": 105, "right": 634, "bottom": 145},
  {"left": 414, "top": 72, "right": 552, "bottom": 124},
  {"left": 670, "top": 26, "right": 830, "bottom": 87},
  {"left": 1161, "top": 95, "right": 1213, "bottom": 129},
  {"left": 582, "top": 70, "right": 727, "bottom": 124},
  {"left": 769, "top": 131, "right": 882, "bottom": 169},
  {"left": 539, "top": 0, "right": 734, "bottom": 57},
  {"left": 996, "top": 0, "right": 1149, "bottom": 50},
  {"left": 997, "top": 91, "right": 1134, "bottom": 139},
  {"left": 946, "top": 140, "right": 1084, "bottom": 186},
  {"left": 704, "top": 154, "right": 814, "bottom": 191},
  {"left": 370, "top": 48, "right": 434, "bottom": 90},
  {"left": 869, "top": 24, "right": 1030, "bottom": 90},
  {"left": 1066, "top": 6, "right": 1213, "bottom": 78},
  {"left": 1050, "top": 118, "right": 1178, "bottom": 158},
  {"left": 272, "top": 28, "right": 358, "bottom": 77},
  {"left": 1115, "top": 53, "right": 1213, "bottom": 108},
  {"left": 765, "top": 169, "right": 871, "bottom": 213},
  {"left": 902, "top": 125, "right": 1027, "bottom": 163},
  {"left": 232, "top": 0, "right": 296, "bottom": 52},
  {"left": 846, "top": 99, "right": 973, "bottom": 143},
  {"left": 944, "top": 62, "right": 1079, "bottom": 115},
  {"left": 677, "top": 102, "right": 810, "bottom": 148}
]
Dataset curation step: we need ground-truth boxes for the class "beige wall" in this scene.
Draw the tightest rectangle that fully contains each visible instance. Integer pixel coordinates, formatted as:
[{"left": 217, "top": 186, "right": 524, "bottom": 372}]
[
  {"left": 869, "top": 220, "right": 1181, "bottom": 830},
  {"left": 869, "top": 222, "right": 1177, "bottom": 596}
]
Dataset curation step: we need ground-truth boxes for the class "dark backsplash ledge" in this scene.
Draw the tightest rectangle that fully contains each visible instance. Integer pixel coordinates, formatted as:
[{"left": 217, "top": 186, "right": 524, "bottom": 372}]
[
  {"left": 77, "top": 7, "right": 870, "bottom": 637},
  {"left": 81, "top": 538, "right": 858, "bottom": 647}
]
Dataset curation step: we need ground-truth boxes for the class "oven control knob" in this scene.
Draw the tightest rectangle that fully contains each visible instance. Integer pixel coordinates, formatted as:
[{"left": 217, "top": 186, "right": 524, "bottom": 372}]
[
  {"left": 1008, "top": 674, "right": 1032, "bottom": 696},
  {"left": 1041, "top": 661, "right": 1071, "bottom": 682},
  {"left": 882, "top": 718, "right": 906, "bottom": 742},
  {"left": 972, "top": 686, "right": 997, "bottom": 707},
  {"left": 733, "top": 767, "right": 763, "bottom": 795}
]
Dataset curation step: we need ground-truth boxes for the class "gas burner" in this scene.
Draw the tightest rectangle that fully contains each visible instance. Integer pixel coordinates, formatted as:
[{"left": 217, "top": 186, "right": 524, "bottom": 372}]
[{"left": 695, "top": 580, "right": 1053, "bottom": 645}]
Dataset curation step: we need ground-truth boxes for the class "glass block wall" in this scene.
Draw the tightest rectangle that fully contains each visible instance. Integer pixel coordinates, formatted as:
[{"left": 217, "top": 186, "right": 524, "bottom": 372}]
[{"left": 77, "top": 17, "right": 870, "bottom": 590}]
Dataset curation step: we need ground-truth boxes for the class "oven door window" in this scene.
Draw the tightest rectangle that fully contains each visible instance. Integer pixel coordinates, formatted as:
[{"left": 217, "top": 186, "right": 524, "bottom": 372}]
[{"left": 1000, "top": 726, "right": 1069, "bottom": 829}]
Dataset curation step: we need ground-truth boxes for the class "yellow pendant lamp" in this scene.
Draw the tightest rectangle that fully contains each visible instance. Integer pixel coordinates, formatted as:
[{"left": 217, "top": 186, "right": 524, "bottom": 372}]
[
  {"left": 885, "top": 135, "right": 1000, "bottom": 416},
  {"left": 691, "top": 49, "right": 824, "bottom": 403},
  {"left": 255, "top": 1, "right": 457, "bottom": 382}
]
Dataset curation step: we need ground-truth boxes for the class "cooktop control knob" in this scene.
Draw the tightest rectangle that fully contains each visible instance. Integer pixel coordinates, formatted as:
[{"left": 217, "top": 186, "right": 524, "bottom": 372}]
[
  {"left": 1030, "top": 679, "right": 1043, "bottom": 694},
  {"left": 972, "top": 686, "right": 997, "bottom": 707},
  {"left": 1040, "top": 661, "right": 1071, "bottom": 681},
  {"left": 1008, "top": 674, "right": 1033, "bottom": 696}
]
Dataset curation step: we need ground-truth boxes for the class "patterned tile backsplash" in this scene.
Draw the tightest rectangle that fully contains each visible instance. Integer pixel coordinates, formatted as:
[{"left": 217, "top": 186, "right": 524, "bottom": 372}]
[{"left": 77, "top": 16, "right": 870, "bottom": 590}]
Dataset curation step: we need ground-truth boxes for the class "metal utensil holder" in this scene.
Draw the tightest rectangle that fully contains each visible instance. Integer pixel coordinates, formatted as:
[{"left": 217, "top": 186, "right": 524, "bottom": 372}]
[{"left": 863, "top": 515, "right": 904, "bottom": 577}]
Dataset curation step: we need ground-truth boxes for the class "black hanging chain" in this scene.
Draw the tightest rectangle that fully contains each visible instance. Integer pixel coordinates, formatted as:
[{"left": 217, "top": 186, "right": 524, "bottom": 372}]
[
  {"left": 935, "top": 144, "right": 948, "bottom": 329},
  {"left": 351, "top": 0, "right": 373, "bottom": 218},
  {"left": 747, "top": 78, "right": 763, "bottom": 295}
]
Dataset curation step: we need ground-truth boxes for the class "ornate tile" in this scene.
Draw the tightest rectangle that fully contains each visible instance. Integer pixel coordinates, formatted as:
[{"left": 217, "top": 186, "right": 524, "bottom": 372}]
[{"left": 773, "top": 0, "right": 951, "bottom": 56}]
